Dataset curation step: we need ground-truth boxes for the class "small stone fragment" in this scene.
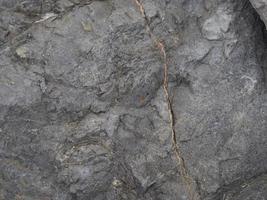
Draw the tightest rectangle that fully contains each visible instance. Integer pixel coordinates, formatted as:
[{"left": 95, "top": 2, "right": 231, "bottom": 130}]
[
  {"left": 15, "top": 47, "right": 28, "bottom": 58},
  {"left": 81, "top": 21, "right": 93, "bottom": 32},
  {"left": 112, "top": 178, "right": 122, "bottom": 188}
]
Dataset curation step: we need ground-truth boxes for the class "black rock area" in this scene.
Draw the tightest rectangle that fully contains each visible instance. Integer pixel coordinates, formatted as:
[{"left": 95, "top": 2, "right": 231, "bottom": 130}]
[{"left": 0, "top": 0, "right": 266, "bottom": 200}]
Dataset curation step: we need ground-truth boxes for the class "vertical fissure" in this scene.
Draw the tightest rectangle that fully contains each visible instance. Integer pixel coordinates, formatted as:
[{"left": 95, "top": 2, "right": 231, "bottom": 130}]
[{"left": 133, "top": 0, "right": 200, "bottom": 199}]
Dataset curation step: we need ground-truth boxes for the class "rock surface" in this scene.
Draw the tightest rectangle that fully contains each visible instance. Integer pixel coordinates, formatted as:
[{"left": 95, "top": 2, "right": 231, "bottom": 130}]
[
  {"left": 250, "top": 0, "right": 267, "bottom": 28},
  {"left": 0, "top": 0, "right": 266, "bottom": 199}
]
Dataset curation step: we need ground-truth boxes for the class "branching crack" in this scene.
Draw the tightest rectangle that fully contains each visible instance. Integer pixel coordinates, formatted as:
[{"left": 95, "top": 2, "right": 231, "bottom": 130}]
[{"left": 133, "top": 1, "right": 200, "bottom": 199}]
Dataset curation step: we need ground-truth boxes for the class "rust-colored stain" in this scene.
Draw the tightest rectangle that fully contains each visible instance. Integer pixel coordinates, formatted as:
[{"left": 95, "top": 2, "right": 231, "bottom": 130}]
[{"left": 139, "top": 96, "right": 145, "bottom": 104}]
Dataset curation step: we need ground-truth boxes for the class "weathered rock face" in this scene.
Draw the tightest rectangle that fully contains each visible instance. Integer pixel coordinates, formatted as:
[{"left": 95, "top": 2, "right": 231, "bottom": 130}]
[{"left": 0, "top": 0, "right": 266, "bottom": 200}]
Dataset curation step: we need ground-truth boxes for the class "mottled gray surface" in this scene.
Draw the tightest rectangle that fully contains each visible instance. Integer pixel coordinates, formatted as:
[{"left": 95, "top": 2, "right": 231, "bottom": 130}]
[{"left": 0, "top": 0, "right": 267, "bottom": 199}]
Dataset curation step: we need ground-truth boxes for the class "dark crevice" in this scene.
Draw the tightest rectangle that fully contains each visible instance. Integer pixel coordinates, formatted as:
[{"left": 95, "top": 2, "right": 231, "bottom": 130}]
[
  {"left": 255, "top": 14, "right": 267, "bottom": 90},
  {"left": 248, "top": 0, "right": 267, "bottom": 90}
]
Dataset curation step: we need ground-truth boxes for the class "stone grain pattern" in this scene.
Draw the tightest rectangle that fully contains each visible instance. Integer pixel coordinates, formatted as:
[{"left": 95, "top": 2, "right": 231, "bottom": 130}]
[{"left": 0, "top": 0, "right": 266, "bottom": 200}]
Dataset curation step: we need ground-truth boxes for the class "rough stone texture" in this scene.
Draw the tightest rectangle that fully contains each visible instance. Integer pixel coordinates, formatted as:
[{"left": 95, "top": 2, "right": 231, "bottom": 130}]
[
  {"left": 250, "top": 0, "right": 267, "bottom": 28},
  {"left": 0, "top": 0, "right": 266, "bottom": 200}
]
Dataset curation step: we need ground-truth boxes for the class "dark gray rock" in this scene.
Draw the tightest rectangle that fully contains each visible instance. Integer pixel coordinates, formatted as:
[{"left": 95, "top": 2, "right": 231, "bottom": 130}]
[
  {"left": 250, "top": 0, "right": 267, "bottom": 28},
  {"left": 0, "top": 0, "right": 266, "bottom": 199}
]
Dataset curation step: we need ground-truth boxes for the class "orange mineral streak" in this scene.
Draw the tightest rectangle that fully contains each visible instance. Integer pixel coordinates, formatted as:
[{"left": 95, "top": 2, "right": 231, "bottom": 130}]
[{"left": 133, "top": 0, "right": 200, "bottom": 199}]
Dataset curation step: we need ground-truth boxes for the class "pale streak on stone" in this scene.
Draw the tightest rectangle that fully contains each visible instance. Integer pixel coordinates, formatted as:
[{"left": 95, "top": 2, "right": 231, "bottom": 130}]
[{"left": 35, "top": 13, "right": 58, "bottom": 23}]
